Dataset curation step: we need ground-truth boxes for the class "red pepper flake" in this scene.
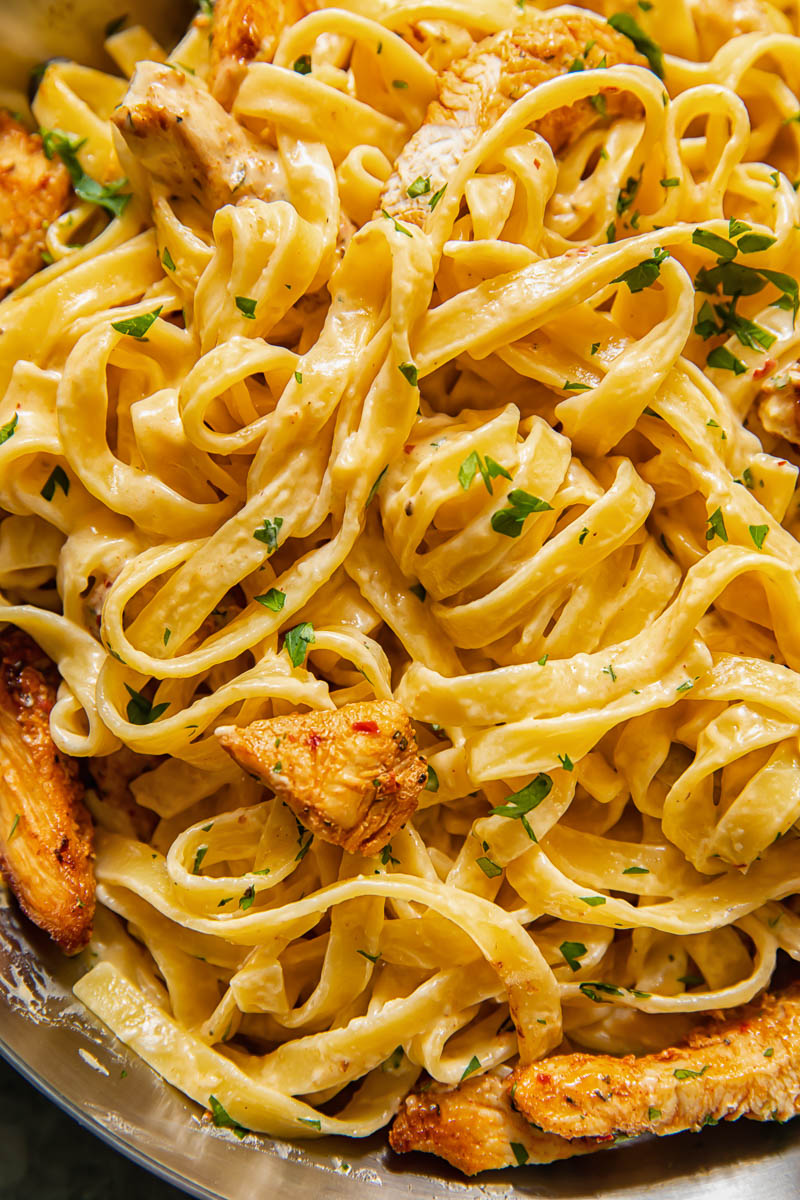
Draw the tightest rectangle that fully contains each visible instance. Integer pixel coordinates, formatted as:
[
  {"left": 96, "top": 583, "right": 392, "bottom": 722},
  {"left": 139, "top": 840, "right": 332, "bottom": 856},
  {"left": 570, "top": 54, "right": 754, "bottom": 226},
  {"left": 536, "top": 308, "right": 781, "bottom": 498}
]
[
  {"left": 352, "top": 720, "right": 379, "bottom": 733},
  {"left": 753, "top": 358, "right": 776, "bottom": 380},
  {"left": 536, "top": 1073, "right": 551, "bottom": 1085},
  {"left": 403, "top": 444, "right": 414, "bottom": 454},
  {"left": 308, "top": 731, "right": 322, "bottom": 750}
]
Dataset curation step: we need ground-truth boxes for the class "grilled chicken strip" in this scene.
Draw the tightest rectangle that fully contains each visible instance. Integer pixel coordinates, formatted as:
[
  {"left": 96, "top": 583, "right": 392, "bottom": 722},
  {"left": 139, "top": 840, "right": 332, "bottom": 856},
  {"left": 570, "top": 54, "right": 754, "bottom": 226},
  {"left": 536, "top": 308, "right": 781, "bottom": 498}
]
[
  {"left": 111, "top": 61, "right": 286, "bottom": 212},
  {"left": 209, "top": 0, "right": 308, "bottom": 106},
  {"left": 0, "top": 629, "right": 93, "bottom": 953},
  {"left": 217, "top": 700, "right": 428, "bottom": 855},
  {"left": 0, "top": 112, "right": 71, "bottom": 299},
  {"left": 379, "top": 14, "right": 645, "bottom": 228},
  {"left": 511, "top": 984, "right": 800, "bottom": 1140},
  {"left": 390, "top": 1073, "right": 598, "bottom": 1174}
]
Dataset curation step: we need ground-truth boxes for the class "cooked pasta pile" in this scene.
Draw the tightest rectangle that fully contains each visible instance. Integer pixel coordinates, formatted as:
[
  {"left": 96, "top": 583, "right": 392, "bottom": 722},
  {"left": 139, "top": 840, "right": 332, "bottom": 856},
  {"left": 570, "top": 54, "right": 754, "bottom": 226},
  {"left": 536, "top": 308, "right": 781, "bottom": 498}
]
[{"left": 2, "top": 0, "right": 800, "bottom": 1147}]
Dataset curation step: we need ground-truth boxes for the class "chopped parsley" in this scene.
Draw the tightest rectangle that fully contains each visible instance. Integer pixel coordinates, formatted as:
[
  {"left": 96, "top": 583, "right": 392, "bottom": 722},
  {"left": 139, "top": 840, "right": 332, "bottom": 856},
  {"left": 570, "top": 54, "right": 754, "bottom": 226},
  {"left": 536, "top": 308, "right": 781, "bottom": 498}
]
[
  {"left": 382, "top": 208, "right": 413, "bottom": 236},
  {"left": 41, "top": 128, "right": 131, "bottom": 217},
  {"left": 476, "top": 855, "right": 503, "bottom": 878},
  {"left": 580, "top": 895, "right": 607, "bottom": 906},
  {"left": 294, "top": 370, "right": 303, "bottom": 384},
  {"left": 367, "top": 465, "right": 387, "bottom": 506},
  {"left": 253, "top": 516, "right": 283, "bottom": 552},
  {"left": 491, "top": 489, "right": 552, "bottom": 538},
  {"left": 111, "top": 307, "right": 162, "bottom": 339},
  {"left": 692, "top": 228, "right": 737, "bottom": 260},
  {"left": 705, "top": 507, "right": 728, "bottom": 543},
  {"left": 607, "top": 13, "right": 664, "bottom": 77},
  {"left": 293, "top": 55, "right": 312, "bottom": 74},
  {"left": 612, "top": 247, "right": 669, "bottom": 293},
  {"left": 239, "top": 885, "right": 255, "bottom": 910},
  {"left": 8, "top": 814, "right": 20, "bottom": 841},
  {"left": 461, "top": 1055, "right": 481, "bottom": 1081},
  {"left": 398, "top": 361, "right": 418, "bottom": 386},
  {"left": 580, "top": 981, "right": 622, "bottom": 1001},
  {"left": 648, "top": 1107, "right": 662, "bottom": 1121},
  {"left": 510, "top": 1142, "right": 529, "bottom": 1166},
  {"left": 392, "top": 79, "right": 408, "bottom": 88},
  {"left": 235, "top": 296, "right": 257, "bottom": 320},
  {"left": 764, "top": 1047, "right": 774, "bottom": 1058},
  {"left": 0, "top": 414, "right": 18, "bottom": 446},
  {"left": 563, "top": 380, "right": 591, "bottom": 392},
  {"left": 193, "top": 845, "right": 208, "bottom": 874},
  {"left": 707, "top": 346, "right": 746, "bottom": 374},
  {"left": 589, "top": 94, "right": 607, "bottom": 116},
  {"left": 163, "top": 628, "right": 172, "bottom": 646},
  {"left": 407, "top": 176, "right": 431, "bottom": 198},
  {"left": 161, "top": 246, "right": 176, "bottom": 271},
  {"left": 458, "top": 450, "right": 511, "bottom": 494},
  {"left": 40, "top": 465, "right": 69, "bottom": 501},
  {"left": 283, "top": 621, "right": 315, "bottom": 668},
  {"left": 558, "top": 753, "right": 574, "bottom": 771},
  {"left": 125, "top": 684, "right": 169, "bottom": 725},
  {"left": 660, "top": 177, "right": 680, "bottom": 188},
  {"left": 357, "top": 949, "right": 381, "bottom": 963},
  {"left": 255, "top": 588, "right": 286, "bottom": 611},
  {"left": 491, "top": 773, "right": 552, "bottom": 841},
  {"left": 749, "top": 524, "right": 768, "bottom": 549},
  {"left": 559, "top": 940, "right": 587, "bottom": 971},
  {"left": 622, "top": 865, "right": 649, "bottom": 874},
  {"left": 429, "top": 184, "right": 447, "bottom": 210},
  {"left": 674, "top": 1065, "right": 709, "bottom": 1080},
  {"left": 208, "top": 1095, "right": 249, "bottom": 1139},
  {"left": 425, "top": 764, "right": 439, "bottom": 791}
]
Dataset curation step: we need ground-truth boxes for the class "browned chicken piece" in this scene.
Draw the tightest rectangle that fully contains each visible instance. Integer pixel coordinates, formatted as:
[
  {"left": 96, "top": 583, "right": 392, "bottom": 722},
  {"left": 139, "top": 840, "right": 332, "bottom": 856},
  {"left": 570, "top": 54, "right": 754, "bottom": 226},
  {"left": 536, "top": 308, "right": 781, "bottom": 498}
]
[
  {"left": 511, "top": 984, "right": 800, "bottom": 1141},
  {"left": 0, "top": 112, "right": 71, "bottom": 299},
  {"left": 0, "top": 629, "right": 93, "bottom": 954},
  {"left": 112, "top": 61, "right": 286, "bottom": 212},
  {"left": 209, "top": 0, "right": 309, "bottom": 106},
  {"left": 755, "top": 362, "right": 800, "bottom": 445},
  {"left": 390, "top": 1073, "right": 599, "bottom": 1174},
  {"left": 380, "top": 15, "right": 645, "bottom": 227},
  {"left": 690, "top": 0, "right": 790, "bottom": 58},
  {"left": 217, "top": 700, "right": 428, "bottom": 855},
  {"left": 87, "top": 746, "right": 159, "bottom": 841}
]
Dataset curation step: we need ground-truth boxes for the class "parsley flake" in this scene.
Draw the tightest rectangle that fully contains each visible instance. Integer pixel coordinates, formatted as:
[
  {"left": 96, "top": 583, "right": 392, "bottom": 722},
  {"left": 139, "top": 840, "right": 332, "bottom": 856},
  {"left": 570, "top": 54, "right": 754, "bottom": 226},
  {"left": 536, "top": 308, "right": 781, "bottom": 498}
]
[
  {"left": 612, "top": 247, "right": 669, "bottom": 293},
  {"left": 623, "top": 865, "right": 649, "bottom": 874},
  {"left": 510, "top": 1142, "right": 529, "bottom": 1166},
  {"left": 235, "top": 296, "right": 257, "bottom": 320},
  {"left": 581, "top": 895, "right": 607, "bottom": 906},
  {"left": 125, "top": 685, "right": 169, "bottom": 726},
  {"left": 749, "top": 524, "right": 768, "bottom": 549},
  {"left": 9, "top": 814, "right": 20, "bottom": 840},
  {"left": 558, "top": 753, "right": 574, "bottom": 771},
  {"left": 407, "top": 176, "right": 431, "bottom": 198},
  {"left": 398, "top": 361, "right": 418, "bottom": 386},
  {"left": 161, "top": 246, "right": 175, "bottom": 271},
  {"left": 193, "top": 845, "right": 208, "bottom": 874},
  {"left": 705, "top": 507, "right": 728, "bottom": 543},
  {"left": 208, "top": 1095, "right": 249, "bottom": 1139},
  {"left": 293, "top": 55, "right": 312, "bottom": 74},
  {"left": 253, "top": 516, "right": 283, "bottom": 552},
  {"left": 255, "top": 588, "right": 286, "bottom": 611},
  {"left": 0, "top": 414, "right": 18, "bottom": 445},
  {"left": 111, "top": 307, "right": 162, "bottom": 339},
  {"left": 476, "top": 855, "right": 503, "bottom": 878},
  {"left": 425, "top": 764, "right": 439, "bottom": 792},
  {"left": 607, "top": 13, "right": 664, "bottom": 76},
  {"left": 283, "top": 622, "right": 315, "bottom": 667},
  {"left": 40, "top": 465, "right": 69, "bottom": 501},
  {"left": 41, "top": 128, "right": 131, "bottom": 217},
  {"left": 559, "top": 940, "right": 587, "bottom": 971},
  {"left": 491, "top": 489, "right": 552, "bottom": 538},
  {"left": 674, "top": 1065, "right": 709, "bottom": 1080},
  {"left": 461, "top": 1055, "right": 481, "bottom": 1081}
]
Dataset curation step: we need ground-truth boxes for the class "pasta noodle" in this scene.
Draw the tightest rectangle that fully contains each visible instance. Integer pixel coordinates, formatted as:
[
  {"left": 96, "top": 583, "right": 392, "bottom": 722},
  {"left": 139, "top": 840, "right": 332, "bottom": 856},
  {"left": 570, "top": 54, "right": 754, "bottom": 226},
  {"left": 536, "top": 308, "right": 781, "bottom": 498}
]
[{"left": 2, "top": 0, "right": 800, "bottom": 1156}]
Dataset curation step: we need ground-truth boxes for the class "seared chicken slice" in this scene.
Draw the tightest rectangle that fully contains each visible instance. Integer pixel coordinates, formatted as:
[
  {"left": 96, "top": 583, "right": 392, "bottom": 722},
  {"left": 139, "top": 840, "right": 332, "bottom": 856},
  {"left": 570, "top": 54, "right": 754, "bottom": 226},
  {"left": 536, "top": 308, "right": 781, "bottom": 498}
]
[
  {"left": 217, "top": 700, "right": 428, "bottom": 855},
  {"left": 0, "top": 629, "right": 94, "bottom": 954},
  {"left": 209, "top": 0, "right": 308, "bottom": 106},
  {"left": 511, "top": 984, "right": 800, "bottom": 1141},
  {"left": 755, "top": 363, "right": 800, "bottom": 445},
  {"left": 389, "top": 1073, "right": 598, "bottom": 1174},
  {"left": 380, "top": 15, "right": 645, "bottom": 227},
  {"left": 87, "top": 746, "right": 159, "bottom": 841},
  {"left": 112, "top": 61, "right": 286, "bottom": 212},
  {"left": 0, "top": 112, "right": 71, "bottom": 299}
]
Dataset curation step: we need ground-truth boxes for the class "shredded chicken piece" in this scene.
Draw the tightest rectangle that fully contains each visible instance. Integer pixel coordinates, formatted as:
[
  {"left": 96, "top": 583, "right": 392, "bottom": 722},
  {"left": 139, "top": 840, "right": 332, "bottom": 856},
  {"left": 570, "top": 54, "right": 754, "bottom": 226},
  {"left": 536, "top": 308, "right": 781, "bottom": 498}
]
[
  {"left": 690, "top": 0, "right": 790, "bottom": 58},
  {"left": 217, "top": 700, "right": 428, "bottom": 855},
  {"left": 0, "top": 629, "right": 93, "bottom": 953},
  {"left": 0, "top": 112, "right": 71, "bottom": 299},
  {"left": 756, "top": 363, "right": 800, "bottom": 445},
  {"left": 87, "top": 747, "right": 160, "bottom": 842},
  {"left": 389, "top": 1073, "right": 599, "bottom": 1173},
  {"left": 209, "top": 0, "right": 309, "bottom": 106},
  {"left": 380, "top": 14, "right": 645, "bottom": 227},
  {"left": 511, "top": 984, "right": 800, "bottom": 1141},
  {"left": 111, "top": 61, "right": 286, "bottom": 211}
]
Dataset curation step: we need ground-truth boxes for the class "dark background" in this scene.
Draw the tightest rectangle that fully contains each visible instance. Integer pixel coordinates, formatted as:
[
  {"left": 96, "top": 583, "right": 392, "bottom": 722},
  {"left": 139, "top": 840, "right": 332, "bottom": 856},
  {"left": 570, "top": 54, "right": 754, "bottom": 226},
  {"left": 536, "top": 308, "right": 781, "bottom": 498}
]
[{"left": 0, "top": 1054, "right": 186, "bottom": 1200}]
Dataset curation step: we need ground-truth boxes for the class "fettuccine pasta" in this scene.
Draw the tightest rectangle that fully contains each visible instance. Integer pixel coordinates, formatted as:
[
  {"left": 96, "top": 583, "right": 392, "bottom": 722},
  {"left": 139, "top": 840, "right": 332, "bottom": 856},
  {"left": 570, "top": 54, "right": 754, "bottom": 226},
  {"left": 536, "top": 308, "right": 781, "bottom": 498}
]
[{"left": 2, "top": 0, "right": 800, "bottom": 1160}]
